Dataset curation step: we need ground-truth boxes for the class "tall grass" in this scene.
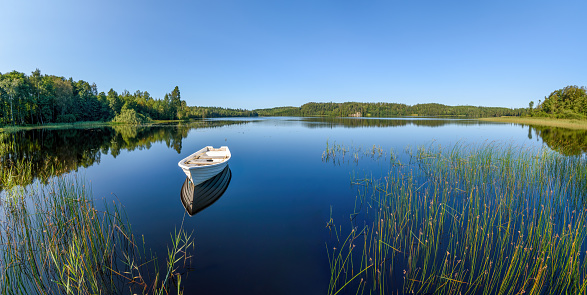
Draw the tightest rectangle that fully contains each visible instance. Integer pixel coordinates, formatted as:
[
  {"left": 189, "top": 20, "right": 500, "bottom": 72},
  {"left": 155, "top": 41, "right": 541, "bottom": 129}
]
[
  {"left": 327, "top": 142, "right": 587, "bottom": 294},
  {"left": 322, "top": 140, "right": 390, "bottom": 166},
  {"left": 0, "top": 164, "right": 193, "bottom": 294},
  {"left": 480, "top": 117, "right": 587, "bottom": 130}
]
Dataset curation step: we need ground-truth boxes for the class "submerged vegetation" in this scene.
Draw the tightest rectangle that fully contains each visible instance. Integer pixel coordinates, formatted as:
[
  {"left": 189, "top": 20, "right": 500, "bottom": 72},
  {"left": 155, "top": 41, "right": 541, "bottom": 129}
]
[
  {"left": 326, "top": 142, "right": 587, "bottom": 294},
  {"left": 0, "top": 163, "right": 194, "bottom": 294}
]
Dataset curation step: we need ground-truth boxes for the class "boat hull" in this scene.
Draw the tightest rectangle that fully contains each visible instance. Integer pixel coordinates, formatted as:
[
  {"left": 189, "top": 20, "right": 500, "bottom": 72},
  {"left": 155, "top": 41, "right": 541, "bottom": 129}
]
[
  {"left": 183, "top": 161, "right": 228, "bottom": 186},
  {"left": 178, "top": 146, "right": 231, "bottom": 186}
]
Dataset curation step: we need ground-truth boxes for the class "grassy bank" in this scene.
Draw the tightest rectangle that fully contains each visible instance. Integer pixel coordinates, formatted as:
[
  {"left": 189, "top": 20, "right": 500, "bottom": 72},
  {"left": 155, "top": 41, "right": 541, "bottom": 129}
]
[
  {"left": 480, "top": 116, "right": 587, "bottom": 130},
  {"left": 0, "top": 118, "right": 242, "bottom": 133},
  {"left": 0, "top": 121, "right": 118, "bottom": 132},
  {"left": 0, "top": 119, "right": 198, "bottom": 133},
  {"left": 0, "top": 163, "right": 193, "bottom": 294},
  {"left": 327, "top": 142, "right": 587, "bottom": 294}
]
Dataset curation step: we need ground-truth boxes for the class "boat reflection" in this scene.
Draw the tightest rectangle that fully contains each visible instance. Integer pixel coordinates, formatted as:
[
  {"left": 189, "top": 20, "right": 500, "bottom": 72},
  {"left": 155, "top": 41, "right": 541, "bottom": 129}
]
[{"left": 180, "top": 165, "right": 232, "bottom": 216}]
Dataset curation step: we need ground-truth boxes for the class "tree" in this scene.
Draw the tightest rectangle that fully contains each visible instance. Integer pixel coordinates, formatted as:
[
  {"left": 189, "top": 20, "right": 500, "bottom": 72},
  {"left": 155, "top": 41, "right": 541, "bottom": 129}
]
[
  {"left": 536, "top": 86, "right": 587, "bottom": 118},
  {"left": 167, "top": 86, "right": 182, "bottom": 120},
  {"left": 0, "top": 71, "right": 28, "bottom": 125},
  {"left": 170, "top": 86, "right": 181, "bottom": 107},
  {"left": 0, "top": 78, "right": 20, "bottom": 125},
  {"left": 52, "top": 77, "right": 74, "bottom": 122},
  {"left": 38, "top": 75, "right": 56, "bottom": 123},
  {"left": 107, "top": 88, "right": 123, "bottom": 116}
]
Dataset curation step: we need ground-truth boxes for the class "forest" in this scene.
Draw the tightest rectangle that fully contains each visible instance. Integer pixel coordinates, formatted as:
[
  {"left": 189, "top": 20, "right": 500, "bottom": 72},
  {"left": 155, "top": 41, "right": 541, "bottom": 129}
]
[
  {"left": 0, "top": 70, "right": 257, "bottom": 126},
  {"left": 254, "top": 102, "right": 528, "bottom": 118},
  {"left": 2, "top": 69, "right": 542, "bottom": 127},
  {"left": 529, "top": 85, "right": 587, "bottom": 119}
]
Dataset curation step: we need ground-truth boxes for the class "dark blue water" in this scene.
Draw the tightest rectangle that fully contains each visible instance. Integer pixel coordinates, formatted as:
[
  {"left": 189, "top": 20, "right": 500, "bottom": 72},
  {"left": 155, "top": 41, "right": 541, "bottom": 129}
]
[{"left": 1, "top": 117, "right": 573, "bottom": 294}]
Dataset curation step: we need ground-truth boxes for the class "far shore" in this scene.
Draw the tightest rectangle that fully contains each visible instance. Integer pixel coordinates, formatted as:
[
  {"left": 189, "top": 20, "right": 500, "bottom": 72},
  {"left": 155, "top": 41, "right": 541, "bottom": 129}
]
[
  {"left": 480, "top": 116, "right": 587, "bottom": 130},
  {"left": 5, "top": 116, "right": 587, "bottom": 132}
]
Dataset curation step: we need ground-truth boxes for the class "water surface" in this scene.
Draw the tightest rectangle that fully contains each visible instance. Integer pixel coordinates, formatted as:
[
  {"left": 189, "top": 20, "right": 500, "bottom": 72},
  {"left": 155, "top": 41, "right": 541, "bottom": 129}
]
[{"left": 1, "top": 117, "right": 584, "bottom": 294}]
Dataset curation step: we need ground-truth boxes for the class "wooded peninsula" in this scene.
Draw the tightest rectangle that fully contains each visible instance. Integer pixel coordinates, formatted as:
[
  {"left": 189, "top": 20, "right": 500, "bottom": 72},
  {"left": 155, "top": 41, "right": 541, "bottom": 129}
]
[{"left": 1, "top": 70, "right": 584, "bottom": 127}]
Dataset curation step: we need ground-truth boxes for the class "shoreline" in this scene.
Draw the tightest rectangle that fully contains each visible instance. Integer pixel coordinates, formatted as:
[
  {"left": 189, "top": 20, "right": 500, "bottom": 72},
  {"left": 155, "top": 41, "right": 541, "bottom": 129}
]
[
  {"left": 479, "top": 116, "right": 587, "bottom": 130},
  {"left": 0, "top": 120, "right": 193, "bottom": 133},
  {"left": 0, "top": 121, "right": 116, "bottom": 132},
  {"left": 5, "top": 116, "right": 587, "bottom": 132}
]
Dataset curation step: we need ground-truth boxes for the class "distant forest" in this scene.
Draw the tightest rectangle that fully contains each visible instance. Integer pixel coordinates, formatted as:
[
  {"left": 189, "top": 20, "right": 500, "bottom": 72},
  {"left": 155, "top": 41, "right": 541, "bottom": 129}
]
[
  {"left": 1, "top": 69, "right": 533, "bottom": 127},
  {"left": 0, "top": 70, "right": 257, "bottom": 126},
  {"left": 529, "top": 85, "right": 587, "bottom": 119},
  {"left": 254, "top": 102, "right": 527, "bottom": 118}
]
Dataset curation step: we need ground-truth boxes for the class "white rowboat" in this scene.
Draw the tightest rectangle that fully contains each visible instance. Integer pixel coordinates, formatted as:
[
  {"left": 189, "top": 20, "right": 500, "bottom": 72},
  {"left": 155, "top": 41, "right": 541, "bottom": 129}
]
[{"left": 178, "top": 146, "right": 231, "bottom": 186}]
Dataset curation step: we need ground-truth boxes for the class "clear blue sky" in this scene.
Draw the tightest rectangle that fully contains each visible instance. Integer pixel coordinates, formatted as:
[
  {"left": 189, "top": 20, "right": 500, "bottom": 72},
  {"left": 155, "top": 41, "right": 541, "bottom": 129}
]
[{"left": 1, "top": 0, "right": 585, "bottom": 109}]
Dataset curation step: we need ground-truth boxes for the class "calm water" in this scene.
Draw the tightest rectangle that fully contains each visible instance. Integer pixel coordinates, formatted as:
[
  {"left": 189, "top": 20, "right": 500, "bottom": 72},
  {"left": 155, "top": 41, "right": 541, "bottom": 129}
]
[{"left": 1, "top": 117, "right": 585, "bottom": 294}]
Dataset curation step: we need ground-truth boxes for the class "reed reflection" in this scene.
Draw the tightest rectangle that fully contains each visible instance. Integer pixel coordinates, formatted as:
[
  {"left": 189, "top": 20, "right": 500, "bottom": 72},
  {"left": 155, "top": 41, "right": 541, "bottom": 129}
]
[{"left": 180, "top": 166, "right": 232, "bottom": 216}]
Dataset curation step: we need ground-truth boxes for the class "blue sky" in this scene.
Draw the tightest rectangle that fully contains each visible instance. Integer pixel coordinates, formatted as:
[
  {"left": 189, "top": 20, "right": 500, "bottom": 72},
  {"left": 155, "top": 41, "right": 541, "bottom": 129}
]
[{"left": 1, "top": 1, "right": 585, "bottom": 109}]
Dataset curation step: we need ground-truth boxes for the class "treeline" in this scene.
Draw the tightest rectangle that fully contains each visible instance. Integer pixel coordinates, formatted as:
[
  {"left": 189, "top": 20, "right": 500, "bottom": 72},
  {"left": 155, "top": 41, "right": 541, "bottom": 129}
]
[
  {"left": 185, "top": 106, "right": 258, "bottom": 118},
  {"left": 255, "top": 102, "right": 527, "bottom": 118},
  {"left": 529, "top": 86, "right": 587, "bottom": 119},
  {"left": 0, "top": 70, "right": 257, "bottom": 126}
]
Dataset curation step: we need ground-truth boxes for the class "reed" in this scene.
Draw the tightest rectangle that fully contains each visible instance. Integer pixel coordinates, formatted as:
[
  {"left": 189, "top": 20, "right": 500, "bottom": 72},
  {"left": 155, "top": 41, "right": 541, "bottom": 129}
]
[
  {"left": 323, "top": 140, "right": 390, "bottom": 166},
  {"left": 0, "top": 163, "right": 193, "bottom": 294},
  {"left": 327, "top": 142, "right": 587, "bottom": 294}
]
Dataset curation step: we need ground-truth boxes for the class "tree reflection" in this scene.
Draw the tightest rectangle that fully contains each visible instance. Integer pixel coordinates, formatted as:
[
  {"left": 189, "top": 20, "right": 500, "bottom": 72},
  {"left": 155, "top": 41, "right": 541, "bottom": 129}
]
[
  {"left": 300, "top": 117, "right": 495, "bottom": 128},
  {"left": 0, "top": 121, "right": 246, "bottom": 191},
  {"left": 529, "top": 125, "right": 587, "bottom": 156}
]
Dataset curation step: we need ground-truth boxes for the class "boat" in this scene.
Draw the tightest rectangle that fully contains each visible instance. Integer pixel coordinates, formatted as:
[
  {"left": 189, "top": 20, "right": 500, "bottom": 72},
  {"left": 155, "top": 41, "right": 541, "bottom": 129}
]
[
  {"left": 180, "top": 165, "right": 232, "bottom": 216},
  {"left": 178, "top": 146, "right": 231, "bottom": 186}
]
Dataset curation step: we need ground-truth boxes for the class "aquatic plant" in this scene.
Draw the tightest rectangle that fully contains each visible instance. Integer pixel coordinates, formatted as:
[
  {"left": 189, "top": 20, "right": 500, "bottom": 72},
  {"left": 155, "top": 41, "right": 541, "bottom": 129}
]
[
  {"left": 322, "top": 140, "right": 394, "bottom": 166},
  {"left": 327, "top": 142, "right": 587, "bottom": 294},
  {"left": 0, "top": 165, "right": 193, "bottom": 294}
]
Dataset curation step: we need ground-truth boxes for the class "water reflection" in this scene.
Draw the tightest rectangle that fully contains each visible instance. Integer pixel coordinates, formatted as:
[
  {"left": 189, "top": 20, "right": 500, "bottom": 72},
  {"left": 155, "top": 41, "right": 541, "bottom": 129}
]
[
  {"left": 2, "top": 118, "right": 586, "bottom": 193},
  {"left": 180, "top": 166, "right": 232, "bottom": 216},
  {"left": 0, "top": 120, "right": 247, "bottom": 191},
  {"left": 529, "top": 125, "right": 587, "bottom": 156},
  {"left": 300, "top": 117, "right": 495, "bottom": 128},
  {"left": 301, "top": 117, "right": 587, "bottom": 156}
]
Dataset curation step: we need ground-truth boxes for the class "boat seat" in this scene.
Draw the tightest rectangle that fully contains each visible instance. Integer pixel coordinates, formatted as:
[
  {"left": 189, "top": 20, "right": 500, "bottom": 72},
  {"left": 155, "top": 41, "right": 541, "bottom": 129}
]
[
  {"left": 193, "top": 162, "right": 217, "bottom": 166},
  {"left": 196, "top": 155, "right": 228, "bottom": 159},
  {"left": 185, "top": 161, "right": 218, "bottom": 166},
  {"left": 186, "top": 158, "right": 227, "bottom": 164}
]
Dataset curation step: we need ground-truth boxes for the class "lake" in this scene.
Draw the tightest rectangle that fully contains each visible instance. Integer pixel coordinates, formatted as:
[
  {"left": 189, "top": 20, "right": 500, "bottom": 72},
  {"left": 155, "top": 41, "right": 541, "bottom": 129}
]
[{"left": 1, "top": 117, "right": 586, "bottom": 294}]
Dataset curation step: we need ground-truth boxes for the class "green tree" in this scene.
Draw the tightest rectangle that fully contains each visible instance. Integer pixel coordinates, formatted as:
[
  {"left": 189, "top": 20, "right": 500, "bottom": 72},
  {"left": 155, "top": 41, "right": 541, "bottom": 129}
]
[
  {"left": 107, "top": 88, "right": 123, "bottom": 115},
  {"left": 0, "top": 71, "right": 29, "bottom": 125}
]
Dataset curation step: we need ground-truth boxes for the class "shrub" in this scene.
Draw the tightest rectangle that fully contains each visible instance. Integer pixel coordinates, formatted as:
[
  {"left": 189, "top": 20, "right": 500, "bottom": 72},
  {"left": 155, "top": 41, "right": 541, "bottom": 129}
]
[{"left": 112, "top": 107, "right": 151, "bottom": 124}]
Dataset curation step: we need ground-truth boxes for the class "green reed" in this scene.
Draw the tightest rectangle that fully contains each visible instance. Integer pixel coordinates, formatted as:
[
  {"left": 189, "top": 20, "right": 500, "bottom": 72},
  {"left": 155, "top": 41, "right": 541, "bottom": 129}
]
[
  {"left": 323, "top": 140, "right": 391, "bottom": 166},
  {"left": 0, "top": 164, "right": 193, "bottom": 294},
  {"left": 327, "top": 142, "right": 587, "bottom": 294}
]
